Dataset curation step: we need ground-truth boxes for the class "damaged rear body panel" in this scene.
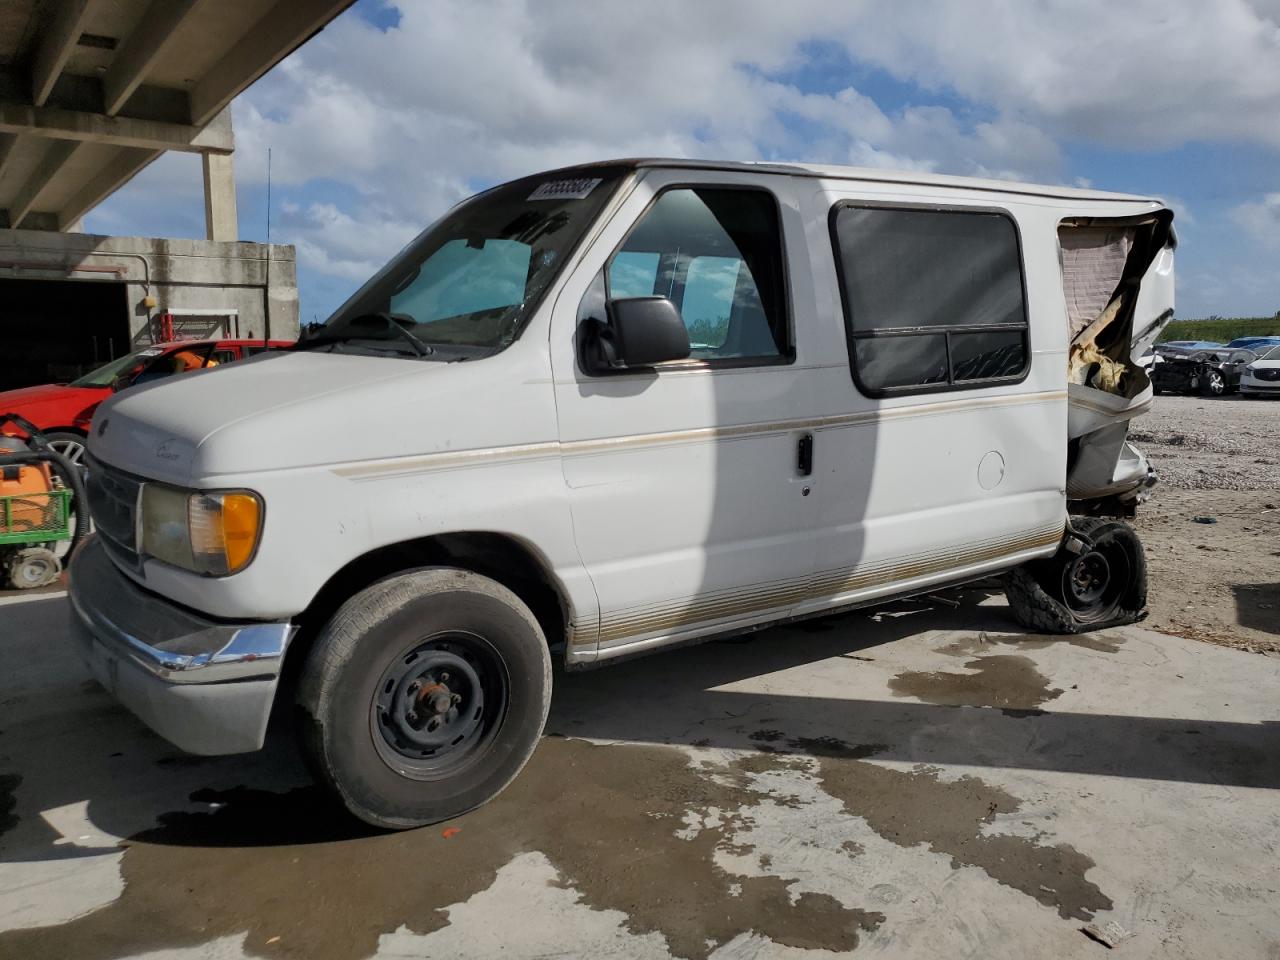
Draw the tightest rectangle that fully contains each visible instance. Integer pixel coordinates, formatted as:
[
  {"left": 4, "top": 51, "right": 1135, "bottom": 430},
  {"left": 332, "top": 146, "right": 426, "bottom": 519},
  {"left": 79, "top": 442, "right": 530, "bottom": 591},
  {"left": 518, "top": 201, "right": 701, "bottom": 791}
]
[{"left": 1059, "top": 211, "right": 1175, "bottom": 515}]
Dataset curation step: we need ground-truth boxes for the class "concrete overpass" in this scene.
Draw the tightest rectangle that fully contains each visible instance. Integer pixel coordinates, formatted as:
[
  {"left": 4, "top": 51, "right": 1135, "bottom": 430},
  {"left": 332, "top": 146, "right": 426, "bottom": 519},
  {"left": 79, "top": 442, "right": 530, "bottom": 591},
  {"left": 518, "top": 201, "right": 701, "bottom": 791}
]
[
  {"left": 0, "top": 0, "right": 355, "bottom": 391},
  {"left": 0, "top": 0, "right": 354, "bottom": 238}
]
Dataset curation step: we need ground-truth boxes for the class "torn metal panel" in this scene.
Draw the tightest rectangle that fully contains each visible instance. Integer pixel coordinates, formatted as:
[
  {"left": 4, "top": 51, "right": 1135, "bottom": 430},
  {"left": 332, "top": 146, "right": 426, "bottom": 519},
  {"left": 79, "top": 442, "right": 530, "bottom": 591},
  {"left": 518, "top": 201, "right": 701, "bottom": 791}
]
[{"left": 1060, "top": 213, "right": 1174, "bottom": 506}]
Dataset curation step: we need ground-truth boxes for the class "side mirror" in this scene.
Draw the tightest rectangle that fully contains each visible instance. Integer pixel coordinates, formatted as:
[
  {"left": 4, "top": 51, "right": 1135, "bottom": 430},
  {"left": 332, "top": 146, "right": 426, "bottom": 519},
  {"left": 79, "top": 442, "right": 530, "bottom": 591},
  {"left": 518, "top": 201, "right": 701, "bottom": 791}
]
[
  {"left": 588, "top": 297, "right": 691, "bottom": 372},
  {"left": 110, "top": 374, "right": 131, "bottom": 392}
]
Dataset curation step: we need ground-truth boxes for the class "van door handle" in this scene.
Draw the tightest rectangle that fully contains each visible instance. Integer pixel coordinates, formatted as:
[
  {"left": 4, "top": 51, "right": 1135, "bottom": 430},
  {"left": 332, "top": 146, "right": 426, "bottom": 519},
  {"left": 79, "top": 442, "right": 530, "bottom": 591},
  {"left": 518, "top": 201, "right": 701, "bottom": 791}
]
[{"left": 797, "top": 433, "right": 814, "bottom": 477}]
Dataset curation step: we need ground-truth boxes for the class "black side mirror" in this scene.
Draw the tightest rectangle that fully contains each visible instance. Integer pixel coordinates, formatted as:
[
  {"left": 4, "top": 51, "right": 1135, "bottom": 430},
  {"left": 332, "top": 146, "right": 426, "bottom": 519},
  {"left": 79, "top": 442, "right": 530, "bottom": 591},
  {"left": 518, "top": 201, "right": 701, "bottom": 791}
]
[
  {"left": 588, "top": 297, "right": 691, "bottom": 372},
  {"left": 110, "top": 374, "right": 131, "bottom": 392}
]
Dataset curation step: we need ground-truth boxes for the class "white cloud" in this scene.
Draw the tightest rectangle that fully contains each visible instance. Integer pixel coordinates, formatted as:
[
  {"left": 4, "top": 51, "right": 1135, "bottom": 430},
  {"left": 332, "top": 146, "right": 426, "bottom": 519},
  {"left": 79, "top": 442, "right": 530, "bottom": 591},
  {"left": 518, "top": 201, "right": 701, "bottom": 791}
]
[
  {"left": 88, "top": 0, "right": 1280, "bottom": 319},
  {"left": 1232, "top": 192, "right": 1280, "bottom": 245}
]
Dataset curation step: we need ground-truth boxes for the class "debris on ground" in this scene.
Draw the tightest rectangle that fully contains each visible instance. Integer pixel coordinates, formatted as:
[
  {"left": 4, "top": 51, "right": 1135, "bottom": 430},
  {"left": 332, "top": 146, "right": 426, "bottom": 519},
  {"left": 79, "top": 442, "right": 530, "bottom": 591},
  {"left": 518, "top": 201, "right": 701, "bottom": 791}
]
[{"left": 1081, "top": 919, "right": 1134, "bottom": 948}]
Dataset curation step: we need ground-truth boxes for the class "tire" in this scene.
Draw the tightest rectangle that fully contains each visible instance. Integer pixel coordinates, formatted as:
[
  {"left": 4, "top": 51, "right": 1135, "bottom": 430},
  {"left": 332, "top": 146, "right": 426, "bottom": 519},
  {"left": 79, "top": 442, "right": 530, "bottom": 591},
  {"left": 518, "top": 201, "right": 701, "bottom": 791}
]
[
  {"left": 1202, "top": 369, "right": 1226, "bottom": 396},
  {"left": 1005, "top": 518, "right": 1147, "bottom": 634},
  {"left": 296, "top": 567, "right": 552, "bottom": 830},
  {"left": 4, "top": 547, "right": 62, "bottom": 589},
  {"left": 41, "top": 431, "right": 88, "bottom": 468}
]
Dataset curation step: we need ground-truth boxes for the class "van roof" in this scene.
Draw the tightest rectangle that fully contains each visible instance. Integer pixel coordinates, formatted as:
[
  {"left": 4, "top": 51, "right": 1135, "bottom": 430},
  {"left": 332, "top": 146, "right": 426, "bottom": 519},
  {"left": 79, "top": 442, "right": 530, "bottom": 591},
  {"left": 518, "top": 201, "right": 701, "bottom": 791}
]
[{"left": 554, "top": 158, "right": 1164, "bottom": 206}]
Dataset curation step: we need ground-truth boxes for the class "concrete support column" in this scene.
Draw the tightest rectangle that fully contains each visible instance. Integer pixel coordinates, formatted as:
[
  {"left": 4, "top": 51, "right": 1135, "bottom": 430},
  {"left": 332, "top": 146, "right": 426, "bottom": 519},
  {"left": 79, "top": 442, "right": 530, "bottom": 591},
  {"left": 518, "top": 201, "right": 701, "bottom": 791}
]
[{"left": 202, "top": 152, "right": 238, "bottom": 242}]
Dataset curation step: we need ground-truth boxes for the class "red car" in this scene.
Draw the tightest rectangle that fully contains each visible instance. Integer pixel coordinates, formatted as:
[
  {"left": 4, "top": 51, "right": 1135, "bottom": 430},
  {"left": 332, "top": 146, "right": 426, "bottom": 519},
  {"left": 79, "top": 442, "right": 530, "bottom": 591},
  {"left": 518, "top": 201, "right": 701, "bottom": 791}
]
[{"left": 0, "top": 339, "right": 290, "bottom": 464}]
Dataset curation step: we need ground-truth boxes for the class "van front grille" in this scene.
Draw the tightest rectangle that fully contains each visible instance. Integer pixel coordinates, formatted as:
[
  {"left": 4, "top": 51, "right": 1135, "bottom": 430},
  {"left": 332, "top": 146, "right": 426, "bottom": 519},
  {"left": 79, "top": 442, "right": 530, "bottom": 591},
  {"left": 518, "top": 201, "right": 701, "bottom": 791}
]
[{"left": 85, "top": 455, "right": 143, "bottom": 568}]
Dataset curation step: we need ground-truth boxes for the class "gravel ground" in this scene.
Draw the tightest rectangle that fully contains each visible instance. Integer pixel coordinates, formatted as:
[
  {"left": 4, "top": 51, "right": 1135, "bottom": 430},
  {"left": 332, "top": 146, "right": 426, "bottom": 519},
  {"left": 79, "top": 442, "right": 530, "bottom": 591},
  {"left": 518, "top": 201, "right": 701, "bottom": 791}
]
[
  {"left": 1129, "top": 393, "right": 1280, "bottom": 491},
  {"left": 1128, "top": 394, "right": 1280, "bottom": 654}
]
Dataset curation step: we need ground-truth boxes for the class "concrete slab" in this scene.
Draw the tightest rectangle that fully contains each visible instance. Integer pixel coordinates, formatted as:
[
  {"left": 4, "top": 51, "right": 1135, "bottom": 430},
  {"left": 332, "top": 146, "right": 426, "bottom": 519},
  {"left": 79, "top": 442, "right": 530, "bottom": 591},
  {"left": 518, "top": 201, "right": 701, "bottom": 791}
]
[{"left": 1, "top": 590, "right": 1277, "bottom": 959}]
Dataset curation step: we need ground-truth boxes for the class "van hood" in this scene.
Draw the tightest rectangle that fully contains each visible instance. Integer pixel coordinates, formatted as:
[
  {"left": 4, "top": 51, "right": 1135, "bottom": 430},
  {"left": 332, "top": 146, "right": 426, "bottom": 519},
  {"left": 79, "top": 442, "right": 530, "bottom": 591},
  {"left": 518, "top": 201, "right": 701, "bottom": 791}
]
[{"left": 87, "top": 351, "right": 439, "bottom": 483}]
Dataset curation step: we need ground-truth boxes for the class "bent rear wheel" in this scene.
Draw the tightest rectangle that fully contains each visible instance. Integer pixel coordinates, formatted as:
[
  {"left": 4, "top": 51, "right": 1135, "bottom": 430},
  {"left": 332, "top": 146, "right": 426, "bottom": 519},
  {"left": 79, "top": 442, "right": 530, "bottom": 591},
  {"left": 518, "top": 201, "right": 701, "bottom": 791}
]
[
  {"left": 296, "top": 568, "right": 552, "bottom": 830},
  {"left": 1005, "top": 519, "right": 1147, "bottom": 634}
]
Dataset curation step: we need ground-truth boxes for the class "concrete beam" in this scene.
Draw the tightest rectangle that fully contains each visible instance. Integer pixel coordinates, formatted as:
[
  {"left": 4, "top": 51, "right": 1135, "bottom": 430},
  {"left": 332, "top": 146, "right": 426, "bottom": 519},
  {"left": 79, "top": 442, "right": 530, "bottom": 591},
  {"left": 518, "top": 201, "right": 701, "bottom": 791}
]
[
  {"left": 56, "top": 146, "right": 159, "bottom": 230},
  {"left": 202, "top": 151, "right": 237, "bottom": 241},
  {"left": 0, "top": 101, "right": 233, "bottom": 153},
  {"left": 0, "top": 132, "right": 18, "bottom": 178},
  {"left": 102, "top": 0, "right": 202, "bottom": 116},
  {"left": 30, "top": 0, "right": 94, "bottom": 107},
  {"left": 190, "top": 0, "right": 353, "bottom": 125},
  {"left": 9, "top": 140, "right": 86, "bottom": 226}
]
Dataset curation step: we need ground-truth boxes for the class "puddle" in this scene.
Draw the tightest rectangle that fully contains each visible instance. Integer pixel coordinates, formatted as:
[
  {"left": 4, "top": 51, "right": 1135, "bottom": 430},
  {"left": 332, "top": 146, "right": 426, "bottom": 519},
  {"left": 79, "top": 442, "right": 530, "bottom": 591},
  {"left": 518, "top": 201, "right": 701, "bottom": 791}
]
[
  {"left": 0, "top": 773, "right": 18, "bottom": 838},
  {"left": 938, "top": 631, "right": 1121, "bottom": 657},
  {"left": 0, "top": 738, "right": 883, "bottom": 960},
  {"left": 889, "top": 654, "right": 1063, "bottom": 712},
  {"left": 796, "top": 739, "right": 1112, "bottom": 922}
]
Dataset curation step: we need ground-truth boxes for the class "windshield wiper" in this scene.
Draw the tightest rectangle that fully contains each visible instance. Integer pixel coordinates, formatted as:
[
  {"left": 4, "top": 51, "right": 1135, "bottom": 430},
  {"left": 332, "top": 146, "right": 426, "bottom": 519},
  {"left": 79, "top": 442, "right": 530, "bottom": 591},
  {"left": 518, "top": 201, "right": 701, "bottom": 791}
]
[{"left": 298, "top": 312, "right": 435, "bottom": 357}]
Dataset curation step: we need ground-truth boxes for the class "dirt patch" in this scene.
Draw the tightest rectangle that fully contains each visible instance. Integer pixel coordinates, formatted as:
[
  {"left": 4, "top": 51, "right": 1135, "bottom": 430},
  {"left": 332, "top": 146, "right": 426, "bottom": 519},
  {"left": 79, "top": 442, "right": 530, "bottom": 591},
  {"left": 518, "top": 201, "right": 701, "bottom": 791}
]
[
  {"left": 1132, "top": 487, "right": 1280, "bottom": 655},
  {"left": 0, "top": 738, "right": 884, "bottom": 960},
  {"left": 0, "top": 773, "right": 18, "bottom": 838},
  {"left": 888, "top": 655, "right": 1064, "bottom": 712},
  {"left": 799, "top": 740, "right": 1111, "bottom": 922}
]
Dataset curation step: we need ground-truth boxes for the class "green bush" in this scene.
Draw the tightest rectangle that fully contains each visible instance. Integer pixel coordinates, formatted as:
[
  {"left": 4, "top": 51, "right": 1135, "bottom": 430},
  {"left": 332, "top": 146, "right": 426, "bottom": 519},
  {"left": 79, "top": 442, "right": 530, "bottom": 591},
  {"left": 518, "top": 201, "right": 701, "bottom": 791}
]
[{"left": 1157, "top": 316, "right": 1280, "bottom": 344}]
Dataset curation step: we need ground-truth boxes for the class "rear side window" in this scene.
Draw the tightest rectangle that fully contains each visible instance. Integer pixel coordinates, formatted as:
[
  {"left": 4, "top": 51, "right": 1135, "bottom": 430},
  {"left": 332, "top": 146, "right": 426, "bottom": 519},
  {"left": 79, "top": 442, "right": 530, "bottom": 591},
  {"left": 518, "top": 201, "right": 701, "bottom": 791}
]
[
  {"left": 605, "top": 187, "right": 790, "bottom": 363},
  {"left": 831, "top": 204, "right": 1029, "bottom": 395}
]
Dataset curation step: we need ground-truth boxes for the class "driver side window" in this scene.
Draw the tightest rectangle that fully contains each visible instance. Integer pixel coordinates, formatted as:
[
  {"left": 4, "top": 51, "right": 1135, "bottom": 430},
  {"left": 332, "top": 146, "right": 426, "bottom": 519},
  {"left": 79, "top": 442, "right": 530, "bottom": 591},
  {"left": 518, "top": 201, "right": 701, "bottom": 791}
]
[{"left": 605, "top": 187, "right": 790, "bottom": 363}]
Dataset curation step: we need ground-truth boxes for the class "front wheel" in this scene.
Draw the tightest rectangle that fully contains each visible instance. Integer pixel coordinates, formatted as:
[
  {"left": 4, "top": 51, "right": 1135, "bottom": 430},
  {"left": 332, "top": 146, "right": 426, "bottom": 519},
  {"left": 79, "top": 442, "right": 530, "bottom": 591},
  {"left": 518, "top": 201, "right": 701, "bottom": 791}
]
[
  {"left": 296, "top": 568, "right": 552, "bottom": 829},
  {"left": 1005, "top": 519, "right": 1147, "bottom": 634}
]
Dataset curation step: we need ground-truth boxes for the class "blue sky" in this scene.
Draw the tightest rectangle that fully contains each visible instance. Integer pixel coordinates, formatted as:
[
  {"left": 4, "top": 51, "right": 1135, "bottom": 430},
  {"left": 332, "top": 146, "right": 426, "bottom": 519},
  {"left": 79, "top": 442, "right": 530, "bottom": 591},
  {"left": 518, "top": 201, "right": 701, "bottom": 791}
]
[{"left": 86, "top": 0, "right": 1280, "bottom": 324}]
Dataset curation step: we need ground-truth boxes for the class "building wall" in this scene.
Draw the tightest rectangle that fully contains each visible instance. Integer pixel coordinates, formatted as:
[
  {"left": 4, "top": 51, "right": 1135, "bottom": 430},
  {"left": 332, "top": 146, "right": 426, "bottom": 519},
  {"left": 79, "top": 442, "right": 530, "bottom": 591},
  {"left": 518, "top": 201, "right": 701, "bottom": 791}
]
[{"left": 0, "top": 228, "right": 298, "bottom": 343}]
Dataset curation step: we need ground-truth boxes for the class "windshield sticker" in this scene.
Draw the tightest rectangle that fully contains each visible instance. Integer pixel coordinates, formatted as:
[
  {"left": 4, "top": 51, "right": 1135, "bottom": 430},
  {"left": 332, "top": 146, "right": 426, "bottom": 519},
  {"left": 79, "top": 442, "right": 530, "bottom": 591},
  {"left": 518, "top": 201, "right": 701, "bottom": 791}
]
[{"left": 527, "top": 178, "right": 602, "bottom": 201}]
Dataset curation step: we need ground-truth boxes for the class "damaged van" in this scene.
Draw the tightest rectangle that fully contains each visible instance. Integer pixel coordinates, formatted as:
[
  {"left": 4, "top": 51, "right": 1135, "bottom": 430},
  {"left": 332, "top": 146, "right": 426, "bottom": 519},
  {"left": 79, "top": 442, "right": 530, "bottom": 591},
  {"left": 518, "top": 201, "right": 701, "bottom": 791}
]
[{"left": 69, "top": 160, "right": 1174, "bottom": 828}]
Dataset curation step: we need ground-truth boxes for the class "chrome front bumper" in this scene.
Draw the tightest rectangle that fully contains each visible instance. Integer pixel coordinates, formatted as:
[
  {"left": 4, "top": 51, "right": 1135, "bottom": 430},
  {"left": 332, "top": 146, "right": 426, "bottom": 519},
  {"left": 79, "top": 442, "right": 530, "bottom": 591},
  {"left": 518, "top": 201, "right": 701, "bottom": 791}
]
[{"left": 68, "top": 536, "right": 296, "bottom": 755}]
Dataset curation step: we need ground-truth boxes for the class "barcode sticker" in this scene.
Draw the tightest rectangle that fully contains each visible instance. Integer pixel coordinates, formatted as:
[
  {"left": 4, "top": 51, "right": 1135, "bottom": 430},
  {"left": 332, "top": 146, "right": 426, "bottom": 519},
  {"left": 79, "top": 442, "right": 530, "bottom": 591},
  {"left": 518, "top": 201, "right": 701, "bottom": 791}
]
[{"left": 527, "top": 178, "right": 602, "bottom": 201}]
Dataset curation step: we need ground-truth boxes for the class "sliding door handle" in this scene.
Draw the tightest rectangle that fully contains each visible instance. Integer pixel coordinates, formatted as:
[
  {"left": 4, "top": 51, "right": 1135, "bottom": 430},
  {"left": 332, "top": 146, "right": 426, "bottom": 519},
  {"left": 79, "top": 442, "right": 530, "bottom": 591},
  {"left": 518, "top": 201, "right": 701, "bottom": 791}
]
[{"left": 797, "top": 433, "right": 814, "bottom": 477}]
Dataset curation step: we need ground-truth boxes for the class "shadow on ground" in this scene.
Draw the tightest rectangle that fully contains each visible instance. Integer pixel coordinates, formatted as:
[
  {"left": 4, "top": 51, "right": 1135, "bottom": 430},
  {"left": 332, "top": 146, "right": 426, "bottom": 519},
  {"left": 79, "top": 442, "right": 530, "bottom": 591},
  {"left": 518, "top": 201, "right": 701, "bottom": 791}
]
[{"left": 1232, "top": 583, "right": 1280, "bottom": 635}]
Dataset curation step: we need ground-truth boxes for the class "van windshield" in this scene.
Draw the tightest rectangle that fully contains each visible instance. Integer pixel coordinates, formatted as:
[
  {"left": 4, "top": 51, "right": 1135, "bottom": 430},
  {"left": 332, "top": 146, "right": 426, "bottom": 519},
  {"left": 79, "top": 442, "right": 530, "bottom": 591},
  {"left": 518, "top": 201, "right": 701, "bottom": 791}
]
[{"left": 304, "top": 169, "right": 626, "bottom": 359}]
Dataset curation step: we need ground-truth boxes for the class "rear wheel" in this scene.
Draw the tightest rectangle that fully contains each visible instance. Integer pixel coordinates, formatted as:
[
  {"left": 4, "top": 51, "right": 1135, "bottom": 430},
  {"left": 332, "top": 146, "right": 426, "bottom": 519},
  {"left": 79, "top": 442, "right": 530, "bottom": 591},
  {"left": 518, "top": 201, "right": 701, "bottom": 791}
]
[
  {"left": 296, "top": 568, "right": 552, "bottom": 830},
  {"left": 1005, "top": 519, "right": 1147, "bottom": 633},
  {"left": 1201, "top": 369, "right": 1226, "bottom": 396},
  {"left": 42, "top": 431, "right": 87, "bottom": 468}
]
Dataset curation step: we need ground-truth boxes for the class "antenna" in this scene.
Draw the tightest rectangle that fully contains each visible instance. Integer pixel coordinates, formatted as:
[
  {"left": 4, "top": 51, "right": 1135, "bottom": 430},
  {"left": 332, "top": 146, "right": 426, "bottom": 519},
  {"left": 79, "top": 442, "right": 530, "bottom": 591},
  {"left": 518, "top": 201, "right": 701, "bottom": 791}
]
[
  {"left": 266, "top": 147, "right": 272, "bottom": 241},
  {"left": 263, "top": 146, "right": 272, "bottom": 346}
]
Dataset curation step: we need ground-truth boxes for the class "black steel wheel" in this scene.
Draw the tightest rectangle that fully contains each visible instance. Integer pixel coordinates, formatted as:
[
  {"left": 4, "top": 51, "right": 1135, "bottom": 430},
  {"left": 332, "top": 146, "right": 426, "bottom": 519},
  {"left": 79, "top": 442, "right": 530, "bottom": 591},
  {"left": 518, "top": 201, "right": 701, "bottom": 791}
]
[
  {"left": 370, "top": 631, "right": 508, "bottom": 780},
  {"left": 1005, "top": 519, "right": 1147, "bottom": 633},
  {"left": 297, "top": 567, "right": 551, "bottom": 830}
]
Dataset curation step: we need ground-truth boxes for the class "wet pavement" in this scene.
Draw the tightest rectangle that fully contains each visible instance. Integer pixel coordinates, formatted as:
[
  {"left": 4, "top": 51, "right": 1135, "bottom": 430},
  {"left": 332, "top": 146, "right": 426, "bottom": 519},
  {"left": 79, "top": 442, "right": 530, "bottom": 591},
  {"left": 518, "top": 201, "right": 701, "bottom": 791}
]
[{"left": 1, "top": 590, "right": 1278, "bottom": 959}]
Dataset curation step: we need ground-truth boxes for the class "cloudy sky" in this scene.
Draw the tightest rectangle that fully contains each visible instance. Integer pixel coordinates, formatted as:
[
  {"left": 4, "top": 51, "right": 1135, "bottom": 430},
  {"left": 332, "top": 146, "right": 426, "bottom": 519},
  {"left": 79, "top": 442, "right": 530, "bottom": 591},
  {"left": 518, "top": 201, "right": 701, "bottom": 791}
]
[{"left": 85, "top": 0, "right": 1280, "bottom": 324}]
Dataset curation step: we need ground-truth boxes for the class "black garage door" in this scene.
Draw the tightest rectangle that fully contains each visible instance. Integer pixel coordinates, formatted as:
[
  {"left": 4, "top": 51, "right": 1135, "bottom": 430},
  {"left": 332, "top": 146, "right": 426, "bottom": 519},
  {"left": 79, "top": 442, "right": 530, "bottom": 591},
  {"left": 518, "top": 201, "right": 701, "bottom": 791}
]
[{"left": 0, "top": 278, "right": 130, "bottom": 390}]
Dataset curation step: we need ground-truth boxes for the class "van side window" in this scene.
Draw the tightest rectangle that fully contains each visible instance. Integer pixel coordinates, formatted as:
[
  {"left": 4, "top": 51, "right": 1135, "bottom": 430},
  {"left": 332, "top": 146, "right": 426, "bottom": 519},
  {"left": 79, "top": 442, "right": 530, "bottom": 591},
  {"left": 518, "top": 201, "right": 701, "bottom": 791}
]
[
  {"left": 830, "top": 205, "right": 1029, "bottom": 395},
  {"left": 605, "top": 188, "right": 789, "bottom": 363}
]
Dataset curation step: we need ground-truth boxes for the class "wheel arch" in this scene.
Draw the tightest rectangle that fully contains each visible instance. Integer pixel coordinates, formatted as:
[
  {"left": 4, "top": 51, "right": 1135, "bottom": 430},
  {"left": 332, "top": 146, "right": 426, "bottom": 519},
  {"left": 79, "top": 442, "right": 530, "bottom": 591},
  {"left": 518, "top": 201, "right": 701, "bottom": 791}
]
[{"left": 284, "top": 530, "right": 575, "bottom": 684}]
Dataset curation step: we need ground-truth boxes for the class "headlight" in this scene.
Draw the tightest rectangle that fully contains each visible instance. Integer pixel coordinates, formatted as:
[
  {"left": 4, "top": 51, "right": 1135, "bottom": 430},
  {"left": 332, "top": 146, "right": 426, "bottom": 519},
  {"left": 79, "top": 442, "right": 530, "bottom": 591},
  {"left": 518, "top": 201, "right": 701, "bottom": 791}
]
[
  {"left": 140, "top": 485, "right": 263, "bottom": 575},
  {"left": 1244, "top": 364, "right": 1256, "bottom": 374}
]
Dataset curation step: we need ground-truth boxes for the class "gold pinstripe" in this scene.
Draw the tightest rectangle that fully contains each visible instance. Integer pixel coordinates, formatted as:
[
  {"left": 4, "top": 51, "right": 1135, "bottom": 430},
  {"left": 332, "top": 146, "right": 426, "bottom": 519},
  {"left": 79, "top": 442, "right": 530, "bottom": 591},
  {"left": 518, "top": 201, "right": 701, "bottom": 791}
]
[
  {"left": 579, "top": 519, "right": 1065, "bottom": 646},
  {"left": 333, "top": 389, "right": 1067, "bottom": 480}
]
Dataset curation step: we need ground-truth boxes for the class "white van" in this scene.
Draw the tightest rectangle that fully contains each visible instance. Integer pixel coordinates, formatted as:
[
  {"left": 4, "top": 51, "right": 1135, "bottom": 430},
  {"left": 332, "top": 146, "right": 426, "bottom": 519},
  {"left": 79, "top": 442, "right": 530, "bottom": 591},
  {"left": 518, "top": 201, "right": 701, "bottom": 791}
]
[{"left": 71, "top": 159, "right": 1174, "bottom": 828}]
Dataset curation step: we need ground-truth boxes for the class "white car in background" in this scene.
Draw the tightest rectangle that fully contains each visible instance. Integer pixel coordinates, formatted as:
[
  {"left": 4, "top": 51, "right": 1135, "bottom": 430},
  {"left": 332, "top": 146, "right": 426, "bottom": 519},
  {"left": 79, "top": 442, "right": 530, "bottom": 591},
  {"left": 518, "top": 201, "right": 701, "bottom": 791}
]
[{"left": 1240, "top": 344, "right": 1280, "bottom": 397}]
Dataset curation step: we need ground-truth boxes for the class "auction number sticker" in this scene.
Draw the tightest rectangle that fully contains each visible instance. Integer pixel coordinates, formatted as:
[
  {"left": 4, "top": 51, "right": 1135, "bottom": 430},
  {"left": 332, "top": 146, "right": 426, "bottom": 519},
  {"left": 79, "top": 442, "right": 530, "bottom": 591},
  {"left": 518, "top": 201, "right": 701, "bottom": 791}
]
[{"left": 528, "top": 178, "right": 602, "bottom": 201}]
